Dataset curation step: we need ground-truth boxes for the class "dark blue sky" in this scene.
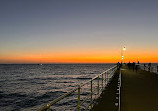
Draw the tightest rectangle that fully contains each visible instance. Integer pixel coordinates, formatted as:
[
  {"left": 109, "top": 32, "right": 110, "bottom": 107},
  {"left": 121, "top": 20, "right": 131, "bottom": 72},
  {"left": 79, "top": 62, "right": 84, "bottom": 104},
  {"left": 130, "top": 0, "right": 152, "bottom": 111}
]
[{"left": 1, "top": 0, "right": 158, "bottom": 63}]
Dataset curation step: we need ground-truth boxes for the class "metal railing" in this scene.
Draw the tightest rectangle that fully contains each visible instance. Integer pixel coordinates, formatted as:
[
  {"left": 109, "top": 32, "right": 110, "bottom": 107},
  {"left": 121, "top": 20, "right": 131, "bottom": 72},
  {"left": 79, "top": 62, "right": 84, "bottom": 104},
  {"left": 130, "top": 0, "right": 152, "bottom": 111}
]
[
  {"left": 118, "top": 70, "right": 121, "bottom": 111},
  {"left": 38, "top": 65, "right": 117, "bottom": 111},
  {"left": 115, "top": 69, "right": 121, "bottom": 111},
  {"left": 138, "top": 64, "right": 158, "bottom": 74}
]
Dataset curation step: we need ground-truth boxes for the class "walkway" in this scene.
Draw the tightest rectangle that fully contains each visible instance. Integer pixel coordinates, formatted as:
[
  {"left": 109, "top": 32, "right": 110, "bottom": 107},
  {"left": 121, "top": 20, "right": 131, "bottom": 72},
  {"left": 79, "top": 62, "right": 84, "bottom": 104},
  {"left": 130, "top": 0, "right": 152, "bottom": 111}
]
[
  {"left": 121, "top": 66, "right": 158, "bottom": 111},
  {"left": 92, "top": 66, "right": 158, "bottom": 111},
  {"left": 92, "top": 70, "right": 119, "bottom": 111}
]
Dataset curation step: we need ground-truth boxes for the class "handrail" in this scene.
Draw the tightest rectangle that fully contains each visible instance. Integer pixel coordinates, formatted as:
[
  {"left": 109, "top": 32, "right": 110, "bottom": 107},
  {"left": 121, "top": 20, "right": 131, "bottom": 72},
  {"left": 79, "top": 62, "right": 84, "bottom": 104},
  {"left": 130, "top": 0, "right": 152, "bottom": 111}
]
[
  {"left": 38, "top": 65, "right": 117, "bottom": 111},
  {"left": 118, "top": 69, "right": 121, "bottom": 111},
  {"left": 137, "top": 64, "right": 158, "bottom": 73},
  {"left": 80, "top": 65, "right": 117, "bottom": 87},
  {"left": 38, "top": 87, "right": 78, "bottom": 111}
]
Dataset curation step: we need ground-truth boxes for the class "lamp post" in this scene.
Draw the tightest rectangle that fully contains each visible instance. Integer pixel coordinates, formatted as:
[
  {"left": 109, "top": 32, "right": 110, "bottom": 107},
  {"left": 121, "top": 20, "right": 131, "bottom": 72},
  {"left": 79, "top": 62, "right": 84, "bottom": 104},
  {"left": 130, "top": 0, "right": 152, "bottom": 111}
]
[
  {"left": 137, "top": 57, "right": 140, "bottom": 64},
  {"left": 121, "top": 46, "right": 126, "bottom": 64}
]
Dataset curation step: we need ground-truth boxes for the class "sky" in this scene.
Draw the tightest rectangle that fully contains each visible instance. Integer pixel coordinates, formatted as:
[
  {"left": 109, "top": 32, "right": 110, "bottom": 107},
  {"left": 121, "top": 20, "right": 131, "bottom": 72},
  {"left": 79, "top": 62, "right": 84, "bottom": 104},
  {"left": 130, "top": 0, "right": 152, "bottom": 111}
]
[{"left": 0, "top": 0, "right": 158, "bottom": 63}]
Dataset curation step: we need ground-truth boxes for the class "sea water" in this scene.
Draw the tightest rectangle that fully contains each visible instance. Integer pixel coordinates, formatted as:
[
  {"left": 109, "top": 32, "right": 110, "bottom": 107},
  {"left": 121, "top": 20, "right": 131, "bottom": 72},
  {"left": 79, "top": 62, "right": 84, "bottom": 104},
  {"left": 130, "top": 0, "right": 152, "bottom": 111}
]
[{"left": 0, "top": 64, "right": 115, "bottom": 111}]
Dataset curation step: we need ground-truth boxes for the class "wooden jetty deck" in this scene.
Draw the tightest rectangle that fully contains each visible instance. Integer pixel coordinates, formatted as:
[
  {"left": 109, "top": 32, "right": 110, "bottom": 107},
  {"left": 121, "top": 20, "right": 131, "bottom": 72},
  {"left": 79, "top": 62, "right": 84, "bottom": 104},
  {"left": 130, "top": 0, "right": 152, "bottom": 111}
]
[{"left": 92, "top": 65, "right": 158, "bottom": 111}]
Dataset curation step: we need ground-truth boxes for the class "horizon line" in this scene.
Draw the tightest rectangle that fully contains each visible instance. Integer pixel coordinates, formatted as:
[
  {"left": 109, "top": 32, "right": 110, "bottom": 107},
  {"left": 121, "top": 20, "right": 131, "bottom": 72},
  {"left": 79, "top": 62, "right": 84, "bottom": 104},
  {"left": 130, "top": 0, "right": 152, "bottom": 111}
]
[{"left": 0, "top": 62, "right": 157, "bottom": 65}]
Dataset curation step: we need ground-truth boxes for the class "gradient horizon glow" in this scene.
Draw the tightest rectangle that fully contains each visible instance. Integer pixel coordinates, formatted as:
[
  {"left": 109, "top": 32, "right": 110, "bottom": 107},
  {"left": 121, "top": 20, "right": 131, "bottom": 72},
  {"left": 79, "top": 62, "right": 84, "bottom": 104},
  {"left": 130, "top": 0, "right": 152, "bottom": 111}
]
[{"left": 1, "top": 0, "right": 158, "bottom": 64}]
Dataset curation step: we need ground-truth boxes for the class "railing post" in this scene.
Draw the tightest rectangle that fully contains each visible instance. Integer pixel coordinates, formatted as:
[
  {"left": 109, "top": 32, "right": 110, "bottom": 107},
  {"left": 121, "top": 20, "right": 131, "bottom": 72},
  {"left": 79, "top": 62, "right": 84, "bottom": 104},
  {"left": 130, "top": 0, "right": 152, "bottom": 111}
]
[
  {"left": 46, "top": 104, "right": 50, "bottom": 111},
  {"left": 97, "top": 76, "right": 99, "bottom": 96},
  {"left": 150, "top": 66, "right": 153, "bottom": 72},
  {"left": 78, "top": 86, "right": 80, "bottom": 111},
  {"left": 90, "top": 80, "right": 93, "bottom": 110},
  {"left": 102, "top": 74, "right": 103, "bottom": 90},
  {"left": 105, "top": 72, "right": 106, "bottom": 86},
  {"left": 106, "top": 72, "right": 108, "bottom": 85}
]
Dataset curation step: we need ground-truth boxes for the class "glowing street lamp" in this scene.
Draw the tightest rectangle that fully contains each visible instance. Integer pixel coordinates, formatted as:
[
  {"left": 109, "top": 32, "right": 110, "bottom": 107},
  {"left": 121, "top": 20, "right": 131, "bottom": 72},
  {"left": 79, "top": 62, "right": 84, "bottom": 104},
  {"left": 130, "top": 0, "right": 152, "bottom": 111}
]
[
  {"left": 121, "top": 46, "right": 126, "bottom": 63},
  {"left": 123, "top": 47, "right": 126, "bottom": 51}
]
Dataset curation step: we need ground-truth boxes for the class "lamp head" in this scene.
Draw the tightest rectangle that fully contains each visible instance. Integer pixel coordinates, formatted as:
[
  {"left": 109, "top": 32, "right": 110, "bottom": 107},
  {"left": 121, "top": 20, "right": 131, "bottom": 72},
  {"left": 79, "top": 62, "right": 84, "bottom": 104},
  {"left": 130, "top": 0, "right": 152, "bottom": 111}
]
[{"left": 123, "top": 47, "right": 126, "bottom": 51}]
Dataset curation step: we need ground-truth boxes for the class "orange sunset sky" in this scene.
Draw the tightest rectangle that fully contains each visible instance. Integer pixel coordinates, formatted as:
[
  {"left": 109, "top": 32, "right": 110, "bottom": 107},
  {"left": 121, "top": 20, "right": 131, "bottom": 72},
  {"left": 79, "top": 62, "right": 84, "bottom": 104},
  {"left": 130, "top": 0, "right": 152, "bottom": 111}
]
[
  {"left": 1, "top": 46, "right": 158, "bottom": 63},
  {"left": 1, "top": 1, "right": 158, "bottom": 64}
]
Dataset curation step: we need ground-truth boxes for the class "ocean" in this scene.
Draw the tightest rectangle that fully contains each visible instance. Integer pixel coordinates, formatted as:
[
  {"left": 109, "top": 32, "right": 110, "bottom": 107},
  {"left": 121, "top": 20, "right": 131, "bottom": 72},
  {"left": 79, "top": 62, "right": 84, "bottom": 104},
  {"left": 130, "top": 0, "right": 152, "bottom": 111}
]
[{"left": 0, "top": 64, "right": 115, "bottom": 111}]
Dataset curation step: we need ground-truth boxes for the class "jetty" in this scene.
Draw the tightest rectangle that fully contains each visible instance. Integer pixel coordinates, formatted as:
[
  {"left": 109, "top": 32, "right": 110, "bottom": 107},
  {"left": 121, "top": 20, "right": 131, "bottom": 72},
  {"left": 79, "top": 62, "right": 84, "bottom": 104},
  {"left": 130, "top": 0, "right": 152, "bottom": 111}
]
[
  {"left": 93, "top": 64, "right": 158, "bottom": 111},
  {"left": 38, "top": 64, "right": 158, "bottom": 111}
]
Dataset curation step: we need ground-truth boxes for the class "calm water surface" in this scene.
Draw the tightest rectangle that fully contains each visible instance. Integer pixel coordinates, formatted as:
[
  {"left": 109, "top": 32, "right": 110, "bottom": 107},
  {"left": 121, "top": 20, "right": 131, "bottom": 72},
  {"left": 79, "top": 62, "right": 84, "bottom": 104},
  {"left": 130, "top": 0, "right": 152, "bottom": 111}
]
[{"left": 0, "top": 64, "right": 115, "bottom": 111}]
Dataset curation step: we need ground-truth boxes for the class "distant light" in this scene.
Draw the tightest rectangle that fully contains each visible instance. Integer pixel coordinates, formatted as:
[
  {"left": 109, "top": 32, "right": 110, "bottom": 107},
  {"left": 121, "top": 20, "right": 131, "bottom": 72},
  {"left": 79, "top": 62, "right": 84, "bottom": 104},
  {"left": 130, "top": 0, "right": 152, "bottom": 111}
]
[{"left": 123, "top": 47, "right": 126, "bottom": 51}]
